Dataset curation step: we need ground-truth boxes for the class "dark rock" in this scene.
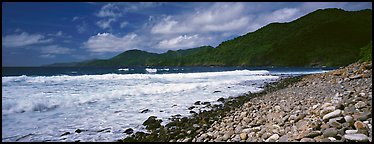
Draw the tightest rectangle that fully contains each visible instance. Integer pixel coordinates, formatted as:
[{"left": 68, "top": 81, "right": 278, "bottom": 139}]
[
  {"left": 194, "top": 101, "right": 201, "bottom": 105},
  {"left": 213, "top": 90, "right": 221, "bottom": 93},
  {"left": 97, "top": 128, "right": 111, "bottom": 133},
  {"left": 140, "top": 109, "right": 150, "bottom": 113},
  {"left": 143, "top": 116, "right": 162, "bottom": 131},
  {"left": 172, "top": 104, "right": 177, "bottom": 107},
  {"left": 60, "top": 132, "right": 70, "bottom": 136},
  {"left": 217, "top": 97, "right": 225, "bottom": 102},
  {"left": 124, "top": 128, "right": 134, "bottom": 134},
  {"left": 188, "top": 106, "right": 195, "bottom": 110},
  {"left": 202, "top": 102, "right": 210, "bottom": 105},
  {"left": 190, "top": 111, "right": 197, "bottom": 114},
  {"left": 75, "top": 129, "right": 82, "bottom": 133}
]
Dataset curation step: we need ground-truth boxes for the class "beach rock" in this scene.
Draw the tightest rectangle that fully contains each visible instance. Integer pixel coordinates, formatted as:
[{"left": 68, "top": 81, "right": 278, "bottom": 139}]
[
  {"left": 240, "top": 133, "right": 247, "bottom": 140},
  {"left": 194, "top": 101, "right": 201, "bottom": 105},
  {"left": 217, "top": 97, "right": 225, "bottom": 102},
  {"left": 193, "top": 124, "right": 200, "bottom": 128},
  {"left": 345, "top": 130, "right": 358, "bottom": 134},
  {"left": 213, "top": 90, "right": 221, "bottom": 93},
  {"left": 278, "top": 135, "right": 288, "bottom": 142},
  {"left": 60, "top": 132, "right": 70, "bottom": 136},
  {"left": 355, "top": 101, "right": 366, "bottom": 109},
  {"left": 140, "top": 109, "right": 150, "bottom": 113},
  {"left": 344, "top": 134, "right": 369, "bottom": 142},
  {"left": 274, "top": 105, "right": 281, "bottom": 112},
  {"left": 124, "top": 128, "right": 134, "bottom": 134},
  {"left": 188, "top": 106, "right": 195, "bottom": 110},
  {"left": 182, "top": 137, "right": 191, "bottom": 142},
  {"left": 305, "top": 131, "right": 322, "bottom": 138},
  {"left": 344, "top": 115, "right": 354, "bottom": 124},
  {"left": 328, "top": 119, "right": 342, "bottom": 128},
  {"left": 265, "top": 134, "right": 279, "bottom": 142},
  {"left": 300, "top": 138, "right": 316, "bottom": 142},
  {"left": 323, "top": 128, "right": 338, "bottom": 138},
  {"left": 354, "top": 121, "right": 367, "bottom": 129},
  {"left": 222, "top": 133, "right": 230, "bottom": 141},
  {"left": 322, "top": 110, "right": 342, "bottom": 121},
  {"left": 75, "top": 129, "right": 82, "bottom": 133}
]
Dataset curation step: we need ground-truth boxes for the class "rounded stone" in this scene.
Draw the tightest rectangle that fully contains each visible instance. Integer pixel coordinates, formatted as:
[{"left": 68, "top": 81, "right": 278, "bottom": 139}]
[
  {"left": 344, "top": 134, "right": 369, "bottom": 142},
  {"left": 323, "top": 110, "right": 342, "bottom": 121},
  {"left": 354, "top": 121, "right": 367, "bottom": 129},
  {"left": 323, "top": 128, "right": 338, "bottom": 138},
  {"left": 265, "top": 134, "right": 279, "bottom": 142},
  {"left": 239, "top": 133, "right": 247, "bottom": 140},
  {"left": 355, "top": 101, "right": 366, "bottom": 109},
  {"left": 300, "top": 138, "right": 316, "bottom": 142}
]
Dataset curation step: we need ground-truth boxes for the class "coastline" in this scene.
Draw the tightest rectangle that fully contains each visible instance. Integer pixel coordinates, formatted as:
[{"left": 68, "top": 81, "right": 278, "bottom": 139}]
[{"left": 120, "top": 61, "right": 372, "bottom": 142}]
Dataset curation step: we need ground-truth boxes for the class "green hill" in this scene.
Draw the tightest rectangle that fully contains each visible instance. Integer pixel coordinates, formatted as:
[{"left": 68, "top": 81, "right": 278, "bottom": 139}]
[{"left": 52, "top": 8, "right": 371, "bottom": 67}]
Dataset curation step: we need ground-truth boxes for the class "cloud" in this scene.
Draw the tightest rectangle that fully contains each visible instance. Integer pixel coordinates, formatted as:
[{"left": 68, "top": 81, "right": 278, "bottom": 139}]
[
  {"left": 2, "top": 32, "right": 53, "bottom": 48},
  {"left": 301, "top": 2, "right": 348, "bottom": 12},
  {"left": 96, "top": 3, "right": 123, "bottom": 18},
  {"left": 120, "top": 21, "right": 128, "bottom": 28},
  {"left": 76, "top": 21, "right": 87, "bottom": 33},
  {"left": 72, "top": 16, "right": 79, "bottom": 21},
  {"left": 96, "top": 18, "right": 116, "bottom": 29},
  {"left": 40, "top": 54, "right": 56, "bottom": 58},
  {"left": 157, "top": 34, "right": 201, "bottom": 49},
  {"left": 40, "top": 45, "right": 73, "bottom": 54},
  {"left": 150, "top": 3, "right": 251, "bottom": 35},
  {"left": 83, "top": 33, "right": 141, "bottom": 53}
]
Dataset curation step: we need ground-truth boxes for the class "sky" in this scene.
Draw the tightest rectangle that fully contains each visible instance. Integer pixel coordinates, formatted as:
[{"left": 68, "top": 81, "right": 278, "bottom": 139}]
[{"left": 2, "top": 2, "right": 372, "bottom": 66}]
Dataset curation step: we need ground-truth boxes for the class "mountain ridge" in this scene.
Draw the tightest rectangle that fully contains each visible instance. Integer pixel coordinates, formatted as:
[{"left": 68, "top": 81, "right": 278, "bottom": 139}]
[{"left": 46, "top": 8, "right": 372, "bottom": 67}]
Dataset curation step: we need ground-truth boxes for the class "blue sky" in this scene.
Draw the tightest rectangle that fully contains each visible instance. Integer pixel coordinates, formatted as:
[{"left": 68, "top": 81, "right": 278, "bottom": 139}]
[{"left": 2, "top": 2, "right": 372, "bottom": 66}]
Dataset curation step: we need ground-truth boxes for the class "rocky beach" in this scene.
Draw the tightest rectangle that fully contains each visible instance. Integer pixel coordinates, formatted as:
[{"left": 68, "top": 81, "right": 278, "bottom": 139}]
[{"left": 122, "top": 61, "right": 372, "bottom": 142}]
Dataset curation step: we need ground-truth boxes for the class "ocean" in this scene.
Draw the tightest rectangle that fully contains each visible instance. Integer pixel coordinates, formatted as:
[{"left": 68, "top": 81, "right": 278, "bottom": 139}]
[{"left": 2, "top": 66, "right": 334, "bottom": 142}]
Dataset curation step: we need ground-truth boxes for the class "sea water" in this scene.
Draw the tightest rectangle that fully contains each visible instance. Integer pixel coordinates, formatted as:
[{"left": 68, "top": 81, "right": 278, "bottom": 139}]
[{"left": 2, "top": 66, "right": 332, "bottom": 142}]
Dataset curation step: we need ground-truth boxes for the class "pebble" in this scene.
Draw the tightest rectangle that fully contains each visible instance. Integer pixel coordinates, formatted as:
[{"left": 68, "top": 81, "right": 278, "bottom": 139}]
[
  {"left": 300, "top": 138, "right": 316, "bottom": 142},
  {"left": 354, "top": 121, "right": 367, "bottom": 129},
  {"left": 323, "top": 128, "right": 338, "bottom": 137},
  {"left": 355, "top": 101, "right": 366, "bottom": 109},
  {"left": 345, "top": 130, "right": 358, "bottom": 134},
  {"left": 305, "top": 131, "right": 322, "bottom": 138},
  {"left": 222, "top": 133, "right": 230, "bottom": 141},
  {"left": 239, "top": 133, "right": 247, "bottom": 140},
  {"left": 344, "top": 134, "right": 369, "bottom": 142},
  {"left": 322, "top": 110, "right": 342, "bottom": 121},
  {"left": 265, "top": 134, "right": 279, "bottom": 142},
  {"left": 278, "top": 135, "right": 288, "bottom": 142},
  {"left": 344, "top": 115, "right": 354, "bottom": 124}
]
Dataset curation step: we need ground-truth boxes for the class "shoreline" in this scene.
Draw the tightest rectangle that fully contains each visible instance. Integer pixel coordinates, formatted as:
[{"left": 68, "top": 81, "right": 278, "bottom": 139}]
[
  {"left": 120, "top": 61, "right": 372, "bottom": 142},
  {"left": 120, "top": 74, "right": 305, "bottom": 142}
]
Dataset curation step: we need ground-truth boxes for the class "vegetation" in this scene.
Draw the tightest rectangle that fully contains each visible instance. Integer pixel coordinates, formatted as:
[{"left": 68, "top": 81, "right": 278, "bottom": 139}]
[
  {"left": 47, "top": 8, "right": 372, "bottom": 67},
  {"left": 359, "top": 41, "right": 372, "bottom": 62}
]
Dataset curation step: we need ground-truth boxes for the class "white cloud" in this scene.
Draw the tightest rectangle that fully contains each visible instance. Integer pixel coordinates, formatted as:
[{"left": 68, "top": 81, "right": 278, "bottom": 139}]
[
  {"left": 301, "top": 2, "right": 348, "bottom": 12},
  {"left": 156, "top": 34, "right": 209, "bottom": 49},
  {"left": 76, "top": 21, "right": 87, "bottom": 33},
  {"left": 97, "top": 18, "right": 116, "bottom": 29},
  {"left": 150, "top": 3, "right": 252, "bottom": 35},
  {"left": 41, "top": 45, "right": 73, "bottom": 54},
  {"left": 72, "top": 16, "right": 79, "bottom": 21},
  {"left": 83, "top": 33, "right": 141, "bottom": 53},
  {"left": 2, "top": 32, "right": 53, "bottom": 48},
  {"left": 96, "top": 3, "right": 122, "bottom": 18},
  {"left": 40, "top": 54, "right": 56, "bottom": 58},
  {"left": 120, "top": 21, "right": 128, "bottom": 28}
]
